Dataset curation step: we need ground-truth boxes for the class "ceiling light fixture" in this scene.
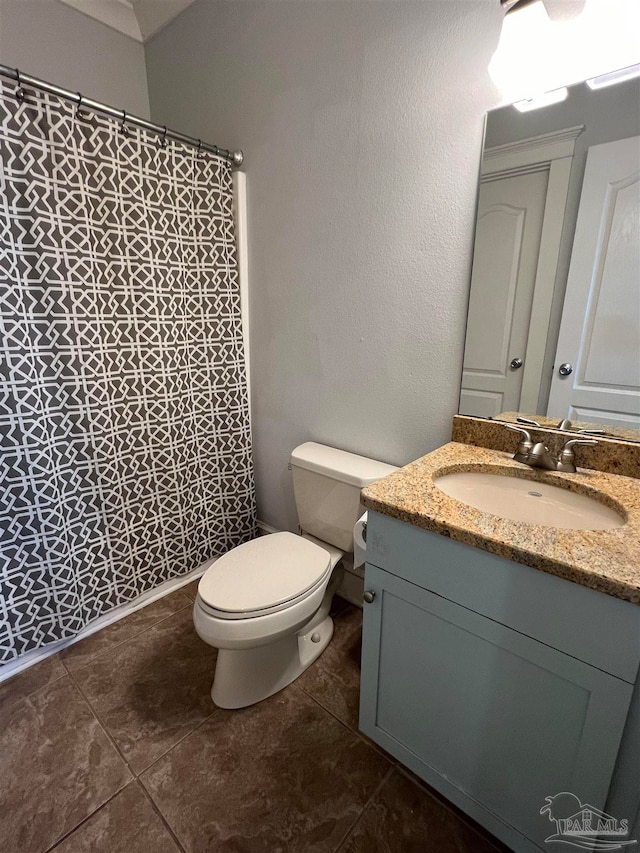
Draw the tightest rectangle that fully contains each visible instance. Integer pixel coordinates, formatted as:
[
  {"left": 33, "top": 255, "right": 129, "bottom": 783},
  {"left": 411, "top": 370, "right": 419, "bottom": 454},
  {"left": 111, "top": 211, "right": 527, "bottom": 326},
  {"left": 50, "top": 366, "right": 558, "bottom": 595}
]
[
  {"left": 489, "top": 0, "right": 558, "bottom": 102},
  {"left": 586, "top": 62, "right": 640, "bottom": 90},
  {"left": 513, "top": 87, "right": 568, "bottom": 112},
  {"left": 490, "top": 0, "right": 640, "bottom": 104}
]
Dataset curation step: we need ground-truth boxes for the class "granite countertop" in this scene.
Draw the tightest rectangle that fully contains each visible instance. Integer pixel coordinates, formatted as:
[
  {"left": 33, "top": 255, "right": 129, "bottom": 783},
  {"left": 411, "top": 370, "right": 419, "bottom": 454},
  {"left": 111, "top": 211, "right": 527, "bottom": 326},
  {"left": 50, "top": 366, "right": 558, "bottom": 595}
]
[
  {"left": 361, "top": 442, "right": 640, "bottom": 606},
  {"left": 496, "top": 411, "right": 640, "bottom": 444}
]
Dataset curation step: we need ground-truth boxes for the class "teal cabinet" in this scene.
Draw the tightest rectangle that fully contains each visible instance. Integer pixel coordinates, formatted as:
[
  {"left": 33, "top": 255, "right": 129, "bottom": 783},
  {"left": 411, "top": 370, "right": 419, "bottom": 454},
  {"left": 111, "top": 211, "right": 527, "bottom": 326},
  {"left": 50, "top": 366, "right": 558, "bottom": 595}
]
[{"left": 359, "top": 512, "right": 640, "bottom": 852}]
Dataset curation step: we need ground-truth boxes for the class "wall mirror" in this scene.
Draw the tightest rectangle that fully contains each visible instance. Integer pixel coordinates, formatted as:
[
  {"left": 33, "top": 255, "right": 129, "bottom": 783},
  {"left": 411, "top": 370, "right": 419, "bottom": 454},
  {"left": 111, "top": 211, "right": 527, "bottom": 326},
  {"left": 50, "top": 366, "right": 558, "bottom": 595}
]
[{"left": 459, "top": 74, "right": 640, "bottom": 442}]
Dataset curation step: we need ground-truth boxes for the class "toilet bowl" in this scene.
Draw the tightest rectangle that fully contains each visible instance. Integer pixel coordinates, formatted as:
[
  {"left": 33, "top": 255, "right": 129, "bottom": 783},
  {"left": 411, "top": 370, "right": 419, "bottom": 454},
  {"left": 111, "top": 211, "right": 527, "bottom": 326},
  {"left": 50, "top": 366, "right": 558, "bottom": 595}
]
[
  {"left": 193, "top": 532, "right": 342, "bottom": 709},
  {"left": 193, "top": 442, "right": 397, "bottom": 709}
]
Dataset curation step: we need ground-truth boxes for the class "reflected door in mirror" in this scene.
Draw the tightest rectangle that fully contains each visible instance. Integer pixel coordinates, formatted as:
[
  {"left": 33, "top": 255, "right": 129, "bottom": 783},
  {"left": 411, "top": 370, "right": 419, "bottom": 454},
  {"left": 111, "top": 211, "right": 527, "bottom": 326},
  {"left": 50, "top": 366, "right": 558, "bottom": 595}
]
[
  {"left": 461, "top": 169, "right": 548, "bottom": 418},
  {"left": 459, "top": 76, "right": 640, "bottom": 441},
  {"left": 548, "top": 135, "right": 640, "bottom": 431}
]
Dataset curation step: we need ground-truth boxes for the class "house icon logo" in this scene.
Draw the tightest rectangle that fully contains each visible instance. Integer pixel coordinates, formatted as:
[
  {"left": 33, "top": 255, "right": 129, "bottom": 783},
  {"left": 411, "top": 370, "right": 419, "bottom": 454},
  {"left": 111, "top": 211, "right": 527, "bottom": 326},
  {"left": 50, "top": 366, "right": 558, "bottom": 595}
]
[{"left": 541, "top": 792, "right": 637, "bottom": 850}]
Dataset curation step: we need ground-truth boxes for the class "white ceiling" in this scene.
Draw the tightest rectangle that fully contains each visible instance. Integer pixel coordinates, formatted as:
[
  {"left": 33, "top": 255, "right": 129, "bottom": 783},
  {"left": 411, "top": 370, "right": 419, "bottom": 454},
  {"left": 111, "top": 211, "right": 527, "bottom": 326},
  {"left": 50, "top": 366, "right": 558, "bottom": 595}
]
[{"left": 57, "top": 0, "right": 197, "bottom": 43}]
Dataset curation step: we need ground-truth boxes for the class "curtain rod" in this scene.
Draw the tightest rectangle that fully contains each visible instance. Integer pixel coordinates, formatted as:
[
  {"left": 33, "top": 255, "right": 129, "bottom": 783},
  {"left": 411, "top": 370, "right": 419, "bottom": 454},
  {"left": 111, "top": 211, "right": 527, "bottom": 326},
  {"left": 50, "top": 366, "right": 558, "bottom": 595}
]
[{"left": 0, "top": 64, "right": 244, "bottom": 167}]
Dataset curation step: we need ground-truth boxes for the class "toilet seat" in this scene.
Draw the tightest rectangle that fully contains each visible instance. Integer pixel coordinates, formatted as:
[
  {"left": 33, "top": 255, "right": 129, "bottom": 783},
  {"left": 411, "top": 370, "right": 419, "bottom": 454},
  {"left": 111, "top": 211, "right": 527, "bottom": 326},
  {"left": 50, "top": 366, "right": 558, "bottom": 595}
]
[{"left": 197, "top": 532, "right": 332, "bottom": 620}]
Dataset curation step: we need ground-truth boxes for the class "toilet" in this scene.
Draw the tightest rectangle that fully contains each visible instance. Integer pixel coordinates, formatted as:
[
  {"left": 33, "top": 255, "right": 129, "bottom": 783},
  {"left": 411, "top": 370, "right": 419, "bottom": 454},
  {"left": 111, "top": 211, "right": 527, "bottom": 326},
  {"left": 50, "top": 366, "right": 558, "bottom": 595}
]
[{"left": 193, "top": 441, "right": 397, "bottom": 709}]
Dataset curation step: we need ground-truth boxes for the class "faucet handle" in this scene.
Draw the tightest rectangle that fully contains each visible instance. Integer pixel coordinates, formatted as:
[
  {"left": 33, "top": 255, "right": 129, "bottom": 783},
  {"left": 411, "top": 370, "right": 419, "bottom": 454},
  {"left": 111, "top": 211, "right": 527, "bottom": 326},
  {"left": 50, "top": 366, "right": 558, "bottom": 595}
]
[
  {"left": 557, "top": 438, "right": 598, "bottom": 472},
  {"left": 556, "top": 418, "right": 573, "bottom": 430},
  {"left": 504, "top": 423, "right": 532, "bottom": 438},
  {"left": 562, "top": 438, "right": 599, "bottom": 450},
  {"left": 504, "top": 423, "right": 533, "bottom": 463}
]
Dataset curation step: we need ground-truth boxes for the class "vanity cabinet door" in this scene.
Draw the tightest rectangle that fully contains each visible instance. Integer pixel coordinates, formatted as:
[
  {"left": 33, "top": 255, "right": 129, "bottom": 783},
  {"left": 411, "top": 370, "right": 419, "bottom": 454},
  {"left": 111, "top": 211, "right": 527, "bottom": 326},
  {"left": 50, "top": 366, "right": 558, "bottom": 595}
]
[{"left": 359, "top": 565, "right": 633, "bottom": 853}]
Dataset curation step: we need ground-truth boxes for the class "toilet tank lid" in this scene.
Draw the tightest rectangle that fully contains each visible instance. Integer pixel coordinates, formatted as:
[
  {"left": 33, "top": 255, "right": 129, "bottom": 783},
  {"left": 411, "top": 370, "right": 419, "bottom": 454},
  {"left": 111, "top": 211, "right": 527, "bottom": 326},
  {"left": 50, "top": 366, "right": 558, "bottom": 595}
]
[{"left": 290, "top": 442, "right": 398, "bottom": 488}]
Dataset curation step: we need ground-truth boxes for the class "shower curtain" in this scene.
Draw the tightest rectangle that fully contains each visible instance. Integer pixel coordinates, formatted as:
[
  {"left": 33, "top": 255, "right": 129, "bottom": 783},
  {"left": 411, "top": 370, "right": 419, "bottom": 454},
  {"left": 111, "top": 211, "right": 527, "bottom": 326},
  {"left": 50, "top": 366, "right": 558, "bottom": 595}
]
[{"left": 0, "top": 78, "right": 255, "bottom": 663}]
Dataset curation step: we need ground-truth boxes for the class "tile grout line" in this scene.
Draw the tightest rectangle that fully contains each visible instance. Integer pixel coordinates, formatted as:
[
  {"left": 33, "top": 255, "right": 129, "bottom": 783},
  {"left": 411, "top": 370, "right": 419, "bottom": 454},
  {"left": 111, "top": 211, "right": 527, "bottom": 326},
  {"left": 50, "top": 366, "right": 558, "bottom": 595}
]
[
  {"left": 133, "top": 706, "right": 221, "bottom": 777},
  {"left": 29, "top": 600, "right": 390, "bottom": 853},
  {"left": 43, "top": 783, "right": 133, "bottom": 853},
  {"left": 59, "top": 658, "right": 216, "bottom": 852},
  {"left": 137, "top": 682, "right": 382, "bottom": 853},
  {"left": 300, "top": 679, "right": 506, "bottom": 852},
  {"left": 7, "top": 586, "right": 508, "bottom": 853},
  {"left": 296, "top": 610, "right": 400, "bottom": 764},
  {"left": 296, "top": 678, "right": 396, "bottom": 765},
  {"left": 42, "top": 603, "right": 219, "bottom": 853},
  {"left": 393, "top": 765, "right": 508, "bottom": 852},
  {"left": 289, "top": 683, "right": 397, "bottom": 852},
  {"left": 135, "top": 707, "right": 229, "bottom": 853},
  {"left": 0, "top": 668, "right": 68, "bottom": 715},
  {"left": 297, "top": 681, "right": 353, "bottom": 731},
  {"left": 65, "top": 663, "right": 137, "bottom": 777},
  {"left": 138, "top": 779, "right": 189, "bottom": 853},
  {"left": 333, "top": 763, "right": 395, "bottom": 853},
  {"left": 65, "top": 639, "right": 221, "bottom": 779},
  {"left": 56, "top": 600, "right": 198, "bottom": 777},
  {"left": 3, "top": 668, "right": 131, "bottom": 851},
  {"left": 137, "top": 703, "right": 221, "bottom": 778},
  {"left": 0, "top": 581, "right": 199, "bottom": 691},
  {"left": 59, "top": 598, "right": 194, "bottom": 677}
]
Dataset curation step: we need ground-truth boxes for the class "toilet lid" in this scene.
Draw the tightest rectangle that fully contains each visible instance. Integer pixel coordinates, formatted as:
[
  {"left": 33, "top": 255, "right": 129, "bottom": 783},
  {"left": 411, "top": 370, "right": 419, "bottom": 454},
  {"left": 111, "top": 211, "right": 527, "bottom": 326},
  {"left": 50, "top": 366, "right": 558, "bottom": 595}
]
[{"left": 198, "top": 532, "right": 332, "bottom": 615}]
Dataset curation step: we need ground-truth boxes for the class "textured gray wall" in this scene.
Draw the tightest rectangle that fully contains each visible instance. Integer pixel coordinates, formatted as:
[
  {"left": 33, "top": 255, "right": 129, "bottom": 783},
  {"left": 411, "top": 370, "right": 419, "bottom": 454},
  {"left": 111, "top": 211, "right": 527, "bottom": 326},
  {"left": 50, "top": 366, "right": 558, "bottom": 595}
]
[
  {"left": 145, "top": 0, "right": 503, "bottom": 531},
  {"left": 0, "top": 0, "right": 150, "bottom": 117}
]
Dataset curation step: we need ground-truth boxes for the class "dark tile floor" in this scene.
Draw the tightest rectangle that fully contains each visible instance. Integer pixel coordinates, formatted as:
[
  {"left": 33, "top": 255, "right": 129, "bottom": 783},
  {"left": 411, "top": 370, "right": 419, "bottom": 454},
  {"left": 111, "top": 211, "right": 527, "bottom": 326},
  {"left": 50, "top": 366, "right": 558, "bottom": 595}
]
[{"left": 0, "top": 582, "right": 508, "bottom": 853}]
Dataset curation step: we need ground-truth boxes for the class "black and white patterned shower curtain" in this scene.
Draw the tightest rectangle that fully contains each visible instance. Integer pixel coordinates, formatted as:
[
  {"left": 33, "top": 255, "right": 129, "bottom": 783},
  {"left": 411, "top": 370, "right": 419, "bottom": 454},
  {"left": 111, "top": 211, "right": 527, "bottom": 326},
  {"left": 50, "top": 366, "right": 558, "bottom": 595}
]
[{"left": 0, "top": 79, "right": 255, "bottom": 663}]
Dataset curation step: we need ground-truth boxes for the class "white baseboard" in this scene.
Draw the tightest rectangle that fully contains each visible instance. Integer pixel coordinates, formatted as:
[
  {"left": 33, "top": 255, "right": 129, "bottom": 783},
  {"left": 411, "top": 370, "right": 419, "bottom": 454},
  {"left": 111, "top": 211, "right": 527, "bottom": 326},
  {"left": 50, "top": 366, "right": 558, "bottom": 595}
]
[{"left": 0, "top": 565, "right": 212, "bottom": 684}]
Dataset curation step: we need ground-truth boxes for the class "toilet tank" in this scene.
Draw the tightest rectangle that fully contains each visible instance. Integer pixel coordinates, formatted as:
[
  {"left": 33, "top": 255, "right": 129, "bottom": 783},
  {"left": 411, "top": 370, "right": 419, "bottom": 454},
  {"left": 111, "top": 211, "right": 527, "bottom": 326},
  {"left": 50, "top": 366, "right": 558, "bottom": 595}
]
[{"left": 290, "top": 442, "right": 398, "bottom": 552}]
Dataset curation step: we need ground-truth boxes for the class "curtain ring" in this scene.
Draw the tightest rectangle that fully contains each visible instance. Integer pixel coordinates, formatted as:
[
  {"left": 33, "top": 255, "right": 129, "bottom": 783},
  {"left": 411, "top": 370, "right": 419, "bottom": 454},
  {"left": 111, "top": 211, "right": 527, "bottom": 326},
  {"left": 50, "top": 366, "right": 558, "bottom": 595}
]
[
  {"left": 197, "top": 139, "right": 203, "bottom": 158},
  {"left": 159, "top": 126, "right": 168, "bottom": 148},
  {"left": 15, "top": 68, "right": 25, "bottom": 104},
  {"left": 75, "top": 92, "right": 87, "bottom": 121},
  {"left": 120, "top": 110, "right": 129, "bottom": 135}
]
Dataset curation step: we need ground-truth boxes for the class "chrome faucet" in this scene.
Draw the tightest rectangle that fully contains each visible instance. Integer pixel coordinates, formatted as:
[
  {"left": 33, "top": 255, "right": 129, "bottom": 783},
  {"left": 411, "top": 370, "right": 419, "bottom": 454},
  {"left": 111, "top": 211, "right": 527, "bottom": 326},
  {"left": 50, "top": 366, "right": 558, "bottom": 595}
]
[
  {"left": 521, "top": 440, "right": 559, "bottom": 471},
  {"left": 505, "top": 425, "right": 598, "bottom": 473},
  {"left": 516, "top": 415, "right": 604, "bottom": 435},
  {"left": 517, "top": 415, "right": 570, "bottom": 429}
]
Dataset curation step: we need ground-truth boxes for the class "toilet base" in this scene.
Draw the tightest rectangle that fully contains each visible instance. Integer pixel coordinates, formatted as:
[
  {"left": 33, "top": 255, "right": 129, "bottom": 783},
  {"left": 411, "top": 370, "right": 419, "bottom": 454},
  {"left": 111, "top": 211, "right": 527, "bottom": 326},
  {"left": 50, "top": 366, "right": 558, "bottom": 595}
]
[{"left": 211, "top": 615, "right": 334, "bottom": 709}]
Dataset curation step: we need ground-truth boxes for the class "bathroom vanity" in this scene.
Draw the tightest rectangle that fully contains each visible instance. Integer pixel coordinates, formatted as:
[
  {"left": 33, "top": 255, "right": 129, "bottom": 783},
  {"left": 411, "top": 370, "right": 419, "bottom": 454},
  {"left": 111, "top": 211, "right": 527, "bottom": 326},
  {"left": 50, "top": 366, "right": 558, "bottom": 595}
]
[{"left": 359, "top": 442, "right": 640, "bottom": 852}]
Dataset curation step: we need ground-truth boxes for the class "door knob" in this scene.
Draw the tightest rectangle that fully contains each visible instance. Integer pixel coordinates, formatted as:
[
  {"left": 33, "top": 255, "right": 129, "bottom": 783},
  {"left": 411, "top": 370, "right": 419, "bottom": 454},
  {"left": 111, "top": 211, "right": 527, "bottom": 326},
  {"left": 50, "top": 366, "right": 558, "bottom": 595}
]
[
  {"left": 363, "top": 590, "right": 376, "bottom": 604},
  {"left": 558, "top": 363, "right": 573, "bottom": 376},
  {"left": 510, "top": 357, "right": 523, "bottom": 370}
]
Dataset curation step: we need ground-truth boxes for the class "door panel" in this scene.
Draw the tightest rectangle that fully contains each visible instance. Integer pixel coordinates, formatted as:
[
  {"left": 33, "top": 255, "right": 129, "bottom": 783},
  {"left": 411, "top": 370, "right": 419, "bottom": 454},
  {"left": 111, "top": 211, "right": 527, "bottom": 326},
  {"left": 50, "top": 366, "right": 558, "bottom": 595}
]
[
  {"left": 548, "top": 136, "right": 640, "bottom": 428},
  {"left": 462, "top": 169, "right": 549, "bottom": 417}
]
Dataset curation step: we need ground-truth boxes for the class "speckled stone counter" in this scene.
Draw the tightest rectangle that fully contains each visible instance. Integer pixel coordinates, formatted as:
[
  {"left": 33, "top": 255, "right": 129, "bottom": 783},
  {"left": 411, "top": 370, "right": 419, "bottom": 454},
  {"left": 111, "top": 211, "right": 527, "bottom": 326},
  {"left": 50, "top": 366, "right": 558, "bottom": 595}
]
[
  {"left": 361, "top": 442, "right": 640, "bottom": 605},
  {"left": 452, "top": 414, "right": 640, "bottom": 479}
]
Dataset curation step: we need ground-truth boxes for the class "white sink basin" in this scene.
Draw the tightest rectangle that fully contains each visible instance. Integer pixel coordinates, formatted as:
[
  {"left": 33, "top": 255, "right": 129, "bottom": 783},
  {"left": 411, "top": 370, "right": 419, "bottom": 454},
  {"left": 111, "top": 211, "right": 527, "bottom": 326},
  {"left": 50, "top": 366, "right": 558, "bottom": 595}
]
[{"left": 434, "top": 471, "right": 625, "bottom": 530}]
